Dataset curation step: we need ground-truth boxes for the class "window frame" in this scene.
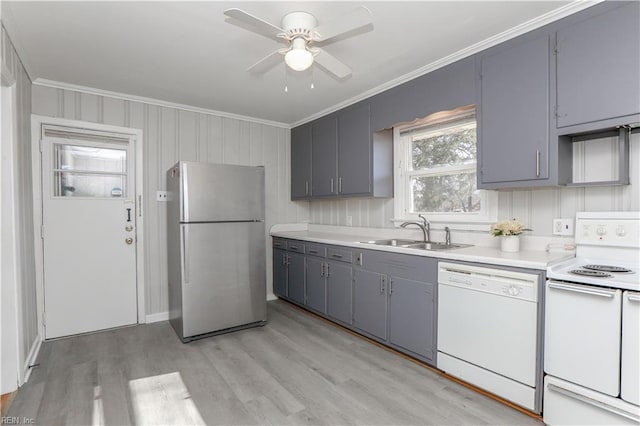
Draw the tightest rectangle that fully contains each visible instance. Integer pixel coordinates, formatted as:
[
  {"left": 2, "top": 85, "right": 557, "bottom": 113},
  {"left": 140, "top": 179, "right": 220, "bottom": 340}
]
[{"left": 393, "top": 110, "right": 497, "bottom": 226}]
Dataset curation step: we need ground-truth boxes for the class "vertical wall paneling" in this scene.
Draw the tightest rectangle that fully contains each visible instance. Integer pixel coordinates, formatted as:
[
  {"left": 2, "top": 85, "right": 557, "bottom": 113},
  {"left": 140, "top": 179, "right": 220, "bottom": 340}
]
[
  {"left": 31, "top": 82, "right": 296, "bottom": 312},
  {"left": 2, "top": 24, "right": 37, "bottom": 383}
]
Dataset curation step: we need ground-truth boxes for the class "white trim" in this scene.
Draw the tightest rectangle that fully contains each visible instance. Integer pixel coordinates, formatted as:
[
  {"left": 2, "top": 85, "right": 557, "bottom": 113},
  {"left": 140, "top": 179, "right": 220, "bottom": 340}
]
[
  {"left": 145, "top": 311, "right": 169, "bottom": 324},
  {"left": 267, "top": 294, "right": 278, "bottom": 302},
  {"left": 290, "top": 0, "right": 602, "bottom": 127},
  {"left": 21, "top": 335, "right": 41, "bottom": 384},
  {"left": 31, "top": 115, "right": 146, "bottom": 340},
  {"left": 32, "top": 79, "right": 290, "bottom": 129}
]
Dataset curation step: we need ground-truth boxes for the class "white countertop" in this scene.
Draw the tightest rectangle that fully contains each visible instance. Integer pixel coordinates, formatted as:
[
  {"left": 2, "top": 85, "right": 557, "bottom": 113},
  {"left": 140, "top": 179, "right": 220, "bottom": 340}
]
[{"left": 270, "top": 226, "right": 575, "bottom": 271}]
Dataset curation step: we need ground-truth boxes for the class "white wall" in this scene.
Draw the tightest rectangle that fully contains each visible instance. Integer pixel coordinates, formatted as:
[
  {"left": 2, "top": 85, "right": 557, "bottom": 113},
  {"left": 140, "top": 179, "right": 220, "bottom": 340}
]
[
  {"left": 1, "top": 23, "right": 37, "bottom": 390},
  {"left": 31, "top": 83, "right": 309, "bottom": 315},
  {"left": 308, "top": 133, "right": 640, "bottom": 236}
]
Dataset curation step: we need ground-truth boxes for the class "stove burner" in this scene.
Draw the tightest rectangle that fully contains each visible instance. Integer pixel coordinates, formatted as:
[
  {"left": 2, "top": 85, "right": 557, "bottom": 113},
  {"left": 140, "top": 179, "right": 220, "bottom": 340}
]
[
  {"left": 583, "top": 264, "right": 633, "bottom": 273},
  {"left": 570, "top": 269, "right": 613, "bottom": 278}
]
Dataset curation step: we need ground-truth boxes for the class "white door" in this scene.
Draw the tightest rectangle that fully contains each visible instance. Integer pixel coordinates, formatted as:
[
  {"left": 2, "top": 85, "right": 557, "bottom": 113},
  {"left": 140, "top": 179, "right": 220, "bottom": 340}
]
[{"left": 41, "top": 137, "right": 137, "bottom": 339}]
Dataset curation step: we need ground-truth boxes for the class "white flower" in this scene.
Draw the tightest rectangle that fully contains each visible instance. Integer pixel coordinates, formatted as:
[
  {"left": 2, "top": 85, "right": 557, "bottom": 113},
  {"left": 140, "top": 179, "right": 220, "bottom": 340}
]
[{"left": 491, "top": 219, "right": 530, "bottom": 237}]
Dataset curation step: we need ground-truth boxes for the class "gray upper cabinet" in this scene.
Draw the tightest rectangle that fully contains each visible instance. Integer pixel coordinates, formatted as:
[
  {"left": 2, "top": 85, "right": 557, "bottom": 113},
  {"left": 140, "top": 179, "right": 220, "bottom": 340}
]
[
  {"left": 291, "top": 124, "right": 312, "bottom": 199},
  {"left": 311, "top": 116, "right": 338, "bottom": 197},
  {"left": 478, "top": 35, "right": 550, "bottom": 187},
  {"left": 556, "top": 2, "right": 640, "bottom": 129},
  {"left": 292, "top": 102, "right": 392, "bottom": 201},
  {"left": 338, "top": 104, "right": 372, "bottom": 196}
]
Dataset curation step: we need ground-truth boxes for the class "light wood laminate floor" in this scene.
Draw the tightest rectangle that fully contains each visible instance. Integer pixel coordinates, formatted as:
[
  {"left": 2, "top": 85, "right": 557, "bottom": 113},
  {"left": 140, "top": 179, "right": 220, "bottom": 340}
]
[{"left": 8, "top": 300, "right": 541, "bottom": 425}]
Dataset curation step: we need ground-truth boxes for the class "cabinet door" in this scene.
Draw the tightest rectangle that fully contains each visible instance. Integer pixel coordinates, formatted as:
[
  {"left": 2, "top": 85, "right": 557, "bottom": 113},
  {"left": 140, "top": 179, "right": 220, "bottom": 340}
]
[
  {"left": 388, "top": 277, "right": 435, "bottom": 360},
  {"left": 338, "top": 103, "right": 371, "bottom": 196},
  {"left": 287, "top": 252, "right": 305, "bottom": 305},
  {"left": 326, "top": 261, "right": 352, "bottom": 324},
  {"left": 556, "top": 2, "right": 640, "bottom": 128},
  {"left": 273, "top": 248, "right": 288, "bottom": 297},
  {"left": 305, "top": 257, "right": 326, "bottom": 314},
  {"left": 353, "top": 269, "right": 387, "bottom": 340},
  {"left": 479, "top": 35, "right": 550, "bottom": 184},
  {"left": 311, "top": 116, "right": 338, "bottom": 197},
  {"left": 291, "top": 124, "right": 312, "bottom": 199}
]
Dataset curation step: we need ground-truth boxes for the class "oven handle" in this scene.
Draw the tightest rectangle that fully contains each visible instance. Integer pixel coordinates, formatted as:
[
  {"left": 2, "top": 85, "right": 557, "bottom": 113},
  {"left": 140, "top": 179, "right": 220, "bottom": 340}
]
[
  {"left": 548, "top": 281, "right": 615, "bottom": 298},
  {"left": 628, "top": 294, "right": 640, "bottom": 302},
  {"left": 547, "top": 383, "right": 640, "bottom": 422}
]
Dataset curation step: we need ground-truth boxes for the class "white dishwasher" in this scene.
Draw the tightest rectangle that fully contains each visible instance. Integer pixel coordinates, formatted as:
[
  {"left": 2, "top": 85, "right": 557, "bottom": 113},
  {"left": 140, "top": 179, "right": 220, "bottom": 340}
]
[{"left": 437, "top": 262, "right": 541, "bottom": 412}]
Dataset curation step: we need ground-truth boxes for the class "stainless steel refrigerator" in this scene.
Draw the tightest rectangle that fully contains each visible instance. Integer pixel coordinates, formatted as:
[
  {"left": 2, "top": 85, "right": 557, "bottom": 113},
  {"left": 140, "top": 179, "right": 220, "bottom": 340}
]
[{"left": 167, "top": 161, "right": 267, "bottom": 342}]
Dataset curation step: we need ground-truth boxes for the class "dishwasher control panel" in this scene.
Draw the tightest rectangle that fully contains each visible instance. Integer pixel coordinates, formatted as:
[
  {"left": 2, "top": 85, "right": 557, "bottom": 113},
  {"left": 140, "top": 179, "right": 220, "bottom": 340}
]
[{"left": 438, "top": 262, "right": 538, "bottom": 302}]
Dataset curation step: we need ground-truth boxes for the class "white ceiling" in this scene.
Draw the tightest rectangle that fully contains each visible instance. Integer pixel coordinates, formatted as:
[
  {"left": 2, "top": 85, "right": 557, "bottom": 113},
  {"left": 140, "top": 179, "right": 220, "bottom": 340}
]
[{"left": 3, "top": 1, "right": 589, "bottom": 126}]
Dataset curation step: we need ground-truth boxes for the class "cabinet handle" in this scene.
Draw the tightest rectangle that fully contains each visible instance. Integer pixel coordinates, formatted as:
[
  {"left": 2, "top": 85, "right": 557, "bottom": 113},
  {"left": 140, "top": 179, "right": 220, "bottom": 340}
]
[
  {"left": 339, "top": 177, "right": 343, "bottom": 193},
  {"left": 389, "top": 279, "right": 393, "bottom": 295},
  {"left": 330, "top": 178, "right": 334, "bottom": 194},
  {"left": 380, "top": 276, "right": 385, "bottom": 294},
  {"left": 289, "top": 245, "right": 299, "bottom": 250},
  {"left": 326, "top": 263, "right": 330, "bottom": 277},
  {"left": 321, "top": 262, "right": 325, "bottom": 277},
  {"left": 309, "top": 249, "right": 318, "bottom": 254},
  {"left": 536, "top": 150, "right": 540, "bottom": 177},
  {"left": 305, "top": 181, "right": 309, "bottom": 196},
  {"left": 282, "top": 254, "right": 287, "bottom": 265},
  {"left": 628, "top": 295, "right": 640, "bottom": 302},
  {"left": 331, "top": 253, "right": 343, "bottom": 259}
]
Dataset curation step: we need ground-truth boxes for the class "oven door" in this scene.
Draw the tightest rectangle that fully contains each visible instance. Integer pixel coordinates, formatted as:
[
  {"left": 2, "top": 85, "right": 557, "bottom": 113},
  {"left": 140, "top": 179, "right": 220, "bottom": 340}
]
[{"left": 544, "top": 280, "right": 622, "bottom": 396}]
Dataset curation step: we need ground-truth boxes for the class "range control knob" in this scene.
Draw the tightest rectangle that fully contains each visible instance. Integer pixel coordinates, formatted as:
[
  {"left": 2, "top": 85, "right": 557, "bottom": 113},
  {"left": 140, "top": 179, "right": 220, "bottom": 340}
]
[
  {"left": 508, "top": 285, "right": 521, "bottom": 296},
  {"left": 616, "top": 226, "right": 627, "bottom": 237},
  {"left": 596, "top": 226, "right": 607, "bottom": 236}
]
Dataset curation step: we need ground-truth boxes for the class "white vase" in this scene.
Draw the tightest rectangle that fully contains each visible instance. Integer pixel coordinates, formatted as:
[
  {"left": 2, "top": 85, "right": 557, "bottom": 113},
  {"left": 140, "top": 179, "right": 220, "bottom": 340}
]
[{"left": 501, "top": 235, "right": 520, "bottom": 253}]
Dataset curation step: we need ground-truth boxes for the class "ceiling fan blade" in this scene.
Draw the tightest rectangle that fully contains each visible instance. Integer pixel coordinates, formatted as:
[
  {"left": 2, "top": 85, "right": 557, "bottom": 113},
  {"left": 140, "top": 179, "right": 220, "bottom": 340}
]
[
  {"left": 313, "top": 6, "right": 372, "bottom": 43},
  {"left": 313, "top": 48, "right": 352, "bottom": 79},
  {"left": 246, "top": 50, "right": 284, "bottom": 74},
  {"left": 224, "top": 8, "right": 284, "bottom": 39}
]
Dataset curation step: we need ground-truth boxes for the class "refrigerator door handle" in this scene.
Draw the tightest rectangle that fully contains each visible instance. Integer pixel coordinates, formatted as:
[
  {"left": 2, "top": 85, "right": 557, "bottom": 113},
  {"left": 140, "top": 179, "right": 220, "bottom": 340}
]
[
  {"left": 182, "top": 225, "right": 190, "bottom": 284},
  {"left": 182, "top": 163, "right": 190, "bottom": 222}
]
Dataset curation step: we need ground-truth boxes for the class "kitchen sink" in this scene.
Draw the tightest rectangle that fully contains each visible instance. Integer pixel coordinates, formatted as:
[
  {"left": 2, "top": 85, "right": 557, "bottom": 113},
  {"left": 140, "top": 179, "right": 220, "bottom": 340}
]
[{"left": 358, "top": 239, "right": 472, "bottom": 250}]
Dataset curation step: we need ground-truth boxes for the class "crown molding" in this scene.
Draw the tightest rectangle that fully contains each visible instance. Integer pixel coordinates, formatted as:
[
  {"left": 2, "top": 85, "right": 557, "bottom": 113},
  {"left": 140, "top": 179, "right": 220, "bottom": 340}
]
[
  {"left": 32, "top": 78, "right": 290, "bottom": 129},
  {"left": 290, "top": 0, "right": 603, "bottom": 128}
]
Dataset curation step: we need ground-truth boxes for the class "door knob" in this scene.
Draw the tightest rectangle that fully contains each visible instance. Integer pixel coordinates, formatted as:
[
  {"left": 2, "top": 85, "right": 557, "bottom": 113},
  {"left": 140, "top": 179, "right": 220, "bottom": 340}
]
[
  {"left": 125, "top": 225, "right": 133, "bottom": 232},
  {"left": 125, "top": 237, "right": 134, "bottom": 245}
]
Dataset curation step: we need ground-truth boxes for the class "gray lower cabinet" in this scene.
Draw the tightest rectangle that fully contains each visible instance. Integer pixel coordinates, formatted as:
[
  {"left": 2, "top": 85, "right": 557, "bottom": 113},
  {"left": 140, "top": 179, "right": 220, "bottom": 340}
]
[
  {"left": 478, "top": 34, "right": 551, "bottom": 188},
  {"left": 272, "top": 238, "right": 436, "bottom": 365},
  {"left": 326, "top": 260, "right": 353, "bottom": 325},
  {"left": 388, "top": 277, "right": 435, "bottom": 360},
  {"left": 305, "top": 256, "right": 326, "bottom": 313},
  {"left": 353, "top": 269, "right": 387, "bottom": 340},
  {"left": 555, "top": 2, "right": 640, "bottom": 129},
  {"left": 273, "top": 247, "right": 288, "bottom": 297},
  {"left": 287, "top": 252, "right": 305, "bottom": 305}
]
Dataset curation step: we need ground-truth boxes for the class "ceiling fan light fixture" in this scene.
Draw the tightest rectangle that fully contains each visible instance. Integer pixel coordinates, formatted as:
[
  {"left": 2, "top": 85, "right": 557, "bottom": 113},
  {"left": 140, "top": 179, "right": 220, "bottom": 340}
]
[{"left": 284, "top": 38, "right": 313, "bottom": 71}]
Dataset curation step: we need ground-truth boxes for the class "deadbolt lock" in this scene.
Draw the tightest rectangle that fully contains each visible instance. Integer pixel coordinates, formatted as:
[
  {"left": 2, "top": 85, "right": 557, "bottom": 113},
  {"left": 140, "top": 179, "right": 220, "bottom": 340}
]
[
  {"left": 125, "top": 225, "right": 133, "bottom": 232},
  {"left": 125, "top": 237, "right": 134, "bottom": 245}
]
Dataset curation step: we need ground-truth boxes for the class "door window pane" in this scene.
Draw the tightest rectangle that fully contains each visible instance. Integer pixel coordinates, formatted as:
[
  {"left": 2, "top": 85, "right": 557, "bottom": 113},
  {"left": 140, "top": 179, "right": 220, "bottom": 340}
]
[
  {"left": 54, "top": 172, "right": 126, "bottom": 198},
  {"left": 54, "top": 144, "right": 126, "bottom": 173}
]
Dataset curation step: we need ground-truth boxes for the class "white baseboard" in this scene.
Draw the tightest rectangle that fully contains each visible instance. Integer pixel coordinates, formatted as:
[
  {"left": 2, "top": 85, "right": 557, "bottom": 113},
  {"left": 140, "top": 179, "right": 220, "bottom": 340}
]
[
  {"left": 145, "top": 311, "right": 169, "bottom": 323},
  {"left": 21, "top": 335, "right": 42, "bottom": 385},
  {"left": 267, "top": 293, "right": 278, "bottom": 301}
]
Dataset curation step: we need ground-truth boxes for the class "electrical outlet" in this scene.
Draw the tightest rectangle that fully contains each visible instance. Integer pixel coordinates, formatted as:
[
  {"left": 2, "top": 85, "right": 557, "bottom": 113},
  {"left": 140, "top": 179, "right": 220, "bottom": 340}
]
[
  {"left": 156, "top": 191, "right": 168, "bottom": 201},
  {"left": 553, "top": 218, "right": 574, "bottom": 236}
]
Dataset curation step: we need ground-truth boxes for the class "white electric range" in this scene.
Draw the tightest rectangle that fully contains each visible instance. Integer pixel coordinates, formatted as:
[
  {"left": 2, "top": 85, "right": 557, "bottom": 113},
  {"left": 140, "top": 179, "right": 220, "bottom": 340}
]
[{"left": 544, "top": 211, "right": 640, "bottom": 425}]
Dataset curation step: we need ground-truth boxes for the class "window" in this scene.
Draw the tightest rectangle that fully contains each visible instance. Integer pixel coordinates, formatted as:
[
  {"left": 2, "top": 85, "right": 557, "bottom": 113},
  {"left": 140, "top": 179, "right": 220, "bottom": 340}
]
[{"left": 394, "top": 107, "right": 496, "bottom": 223}]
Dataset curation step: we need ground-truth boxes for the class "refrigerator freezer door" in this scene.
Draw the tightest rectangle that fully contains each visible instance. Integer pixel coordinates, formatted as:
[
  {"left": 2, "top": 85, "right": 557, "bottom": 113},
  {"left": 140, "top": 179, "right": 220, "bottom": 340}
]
[
  {"left": 181, "top": 162, "right": 264, "bottom": 222},
  {"left": 180, "top": 222, "right": 266, "bottom": 339}
]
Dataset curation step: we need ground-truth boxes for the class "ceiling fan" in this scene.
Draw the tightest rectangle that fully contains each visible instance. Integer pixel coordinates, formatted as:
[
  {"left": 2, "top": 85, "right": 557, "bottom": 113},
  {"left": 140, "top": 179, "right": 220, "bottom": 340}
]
[{"left": 223, "top": 6, "right": 373, "bottom": 79}]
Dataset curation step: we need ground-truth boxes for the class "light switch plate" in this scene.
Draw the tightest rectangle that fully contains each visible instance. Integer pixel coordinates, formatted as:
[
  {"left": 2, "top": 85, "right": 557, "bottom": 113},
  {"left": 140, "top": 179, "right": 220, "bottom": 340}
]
[
  {"left": 156, "top": 191, "right": 168, "bottom": 201},
  {"left": 553, "top": 218, "right": 574, "bottom": 236}
]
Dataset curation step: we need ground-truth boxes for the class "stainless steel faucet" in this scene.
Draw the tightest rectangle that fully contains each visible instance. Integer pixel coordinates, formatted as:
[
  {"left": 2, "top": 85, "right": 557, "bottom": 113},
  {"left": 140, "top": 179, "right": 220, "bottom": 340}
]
[
  {"left": 445, "top": 226, "right": 451, "bottom": 246},
  {"left": 418, "top": 214, "right": 431, "bottom": 242},
  {"left": 400, "top": 220, "right": 429, "bottom": 243}
]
